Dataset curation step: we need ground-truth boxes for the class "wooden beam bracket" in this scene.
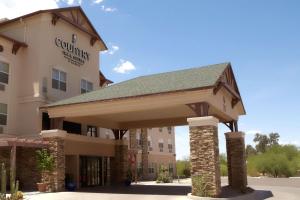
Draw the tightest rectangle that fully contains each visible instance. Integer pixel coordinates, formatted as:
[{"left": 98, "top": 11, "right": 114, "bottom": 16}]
[
  {"left": 51, "top": 13, "right": 60, "bottom": 25},
  {"left": 12, "top": 43, "right": 21, "bottom": 54},
  {"left": 90, "top": 37, "right": 97, "bottom": 46},
  {"left": 186, "top": 102, "right": 210, "bottom": 117}
]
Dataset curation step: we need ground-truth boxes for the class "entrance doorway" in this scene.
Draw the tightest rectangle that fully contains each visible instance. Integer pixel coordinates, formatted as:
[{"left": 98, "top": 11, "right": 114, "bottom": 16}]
[{"left": 80, "top": 156, "right": 109, "bottom": 187}]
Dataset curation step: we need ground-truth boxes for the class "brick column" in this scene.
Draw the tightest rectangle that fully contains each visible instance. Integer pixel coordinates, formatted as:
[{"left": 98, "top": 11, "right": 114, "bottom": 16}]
[
  {"left": 188, "top": 116, "right": 221, "bottom": 197},
  {"left": 225, "top": 132, "right": 247, "bottom": 192},
  {"left": 141, "top": 128, "right": 148, "bottom": 180},
  {"left": 45, "top": 137, "right": 65, "bottom": 192},
  {"left": 114, "top": 140, "right": 128, "bottom": 184},
  {"left": 41, "top": 130, "right": 67, "bottom": 192}
]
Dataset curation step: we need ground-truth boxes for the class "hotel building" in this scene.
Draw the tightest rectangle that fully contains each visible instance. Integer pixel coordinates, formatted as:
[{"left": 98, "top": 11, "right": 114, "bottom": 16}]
[{"left": 0, "top": 6, "right": 176, "bottom": 190}]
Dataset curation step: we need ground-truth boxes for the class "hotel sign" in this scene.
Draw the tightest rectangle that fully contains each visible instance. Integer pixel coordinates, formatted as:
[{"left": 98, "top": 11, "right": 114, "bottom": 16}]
[{"left": 55, "top": 34, "right": 89, "bottom": 66}]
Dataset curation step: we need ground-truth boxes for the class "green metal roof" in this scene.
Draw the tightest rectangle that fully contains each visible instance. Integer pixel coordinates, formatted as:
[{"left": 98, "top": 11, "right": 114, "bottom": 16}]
[{"left": 47, "top": 62, "right": 229, "bottom": 107}]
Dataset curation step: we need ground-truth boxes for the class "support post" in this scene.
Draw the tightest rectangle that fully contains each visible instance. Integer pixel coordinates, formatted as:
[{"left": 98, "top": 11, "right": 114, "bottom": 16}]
[
  {"left": 141, "top": 128, "right": 149, "bottom": 180},
  {"left": 225, "top": 132, "right": 247, "bottom": 192},
  {"left": 114, "top": 140, "right": 128, "bottom": 184},
  {"left": 129, "top": 129, "right": 138, "bottom": 182},
  {"left": 188, "top": 116, "right": 221, "bottom": 197},
  {"left": 41, "top": 131, "right": 66, "bottom": 192}
]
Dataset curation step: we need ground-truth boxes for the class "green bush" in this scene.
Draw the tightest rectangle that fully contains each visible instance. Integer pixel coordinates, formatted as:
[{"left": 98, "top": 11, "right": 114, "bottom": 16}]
[
  {"left": 191, "top": 175, "right": 212, "bottom": 197},
  {"left": 247, "top": 145, "right": 300, "bottom": 177},
  {"left": 219, "top": 154, "right": 228, "bottom": 176},
  {"left": 220, "top": 164, "right": 228, "bottom": 176},
  {"left": 176, "top": 159, "right": 190, "bottom": 178},
  {"left": 156, "top": 166, "right": 172, "bottom": 183}
]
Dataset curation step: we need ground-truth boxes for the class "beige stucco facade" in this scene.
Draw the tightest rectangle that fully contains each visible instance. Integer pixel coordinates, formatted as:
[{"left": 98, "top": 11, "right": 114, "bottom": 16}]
[{"left": 0, "top": 7, "right": 176, "bottom": 190}]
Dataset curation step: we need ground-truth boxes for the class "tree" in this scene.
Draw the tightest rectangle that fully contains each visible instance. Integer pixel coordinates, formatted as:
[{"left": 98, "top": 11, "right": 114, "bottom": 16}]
[
  {"left": 254, "top": 133, "right": 269, "bottom": 153},
  {"left": 246, "top": 145, "right": 257, "bottom": 158},
  {"left": 269, "top": 132, "right": 280, "bottom": 146},
  {"left": 253, "top": 133, "right": 281, "bottom": 153}
]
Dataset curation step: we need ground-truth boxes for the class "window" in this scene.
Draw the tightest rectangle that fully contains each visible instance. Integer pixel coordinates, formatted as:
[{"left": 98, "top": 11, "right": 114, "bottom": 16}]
[
  {"left": 168, "top": 144, "right": 173, "bottom": 153},
  {"left": 52, "top": 69, "right": 66, "bottom": 91},
  {"left": 87, "top": 125, "right": 98, "bottom": 137},
  {"left": 169, "top": 163, "right": 174, "bottom": 175},
  {"left": 158, "top": 142, "right": 164, "bottom": 152},
  {"left": 0, "top": 61, "right": 9, "bottom": 84},
  {"left": 148, "top": 140, "right": 153, "bottom": 151},
  {"left": 167, "top": 127, "right": 172, "bottom": 134},
  {"left": 81, "top": 79, "right": 93, "bottom": 94},
  {"left": 0, "top": 103, "right": 7, "bottom": 126},
  {"left": 159, "top": 127, "right": 163, "bottom": 132},
  {"left": 148, "top": 163, "right": 155, "bottom": 174}
]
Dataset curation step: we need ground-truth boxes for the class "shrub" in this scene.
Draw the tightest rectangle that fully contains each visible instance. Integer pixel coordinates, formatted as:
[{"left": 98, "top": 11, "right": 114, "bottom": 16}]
[
  {"left": 156, "top": 166, "right": 172, "bottom": 183},
  {"left": 247, "top": 145, "right": 300, "bottom": 177},
  {"left": 220, "top": 164, "right": 228, "bottom": 176},
  {"left": 36, "top": 149, "right": 54, "bottom": 183},
  {"left": 219, "top": 154, "right": 228, "bottom": 176},
  {"left": 176, "top": 159, "right": 190, "bottom": 178},
  {"left": 191, "top": 175, "right": 212, "bottom": 197}
]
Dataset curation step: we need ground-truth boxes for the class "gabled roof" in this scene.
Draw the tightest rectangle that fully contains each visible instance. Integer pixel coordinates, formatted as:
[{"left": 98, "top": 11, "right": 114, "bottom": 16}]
[
  {"left": 0, "top": 6, "right": 107, "bottom": 50},
  {"left": 99, "top": 71, "right": 113, "bottom": 86},
  {"left": 46, "top": 62, "right": 238, "bottom": 108}
]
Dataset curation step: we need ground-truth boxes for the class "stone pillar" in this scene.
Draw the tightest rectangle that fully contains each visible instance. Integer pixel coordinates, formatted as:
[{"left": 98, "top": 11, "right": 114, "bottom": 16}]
[
  {"left": 188, "top": 116, "right": 221, "bottom": 197},
  {"left": 114, "top": 140, "right": 128, "bottom": 184},
  {"left": 225, "top": 132, "right": 247, "bottom": 192},
  {"left": 129, "top": 129, "right": 138, "bottom": 182},
  {"left": 141, "top": 128, "right": 148, "bottom": 180},
  {"left": 44, "top": 137, "right": 65, "bottom": 192},
  {"left": 129, "top": 129, "right": 137, "bottom": 150}
]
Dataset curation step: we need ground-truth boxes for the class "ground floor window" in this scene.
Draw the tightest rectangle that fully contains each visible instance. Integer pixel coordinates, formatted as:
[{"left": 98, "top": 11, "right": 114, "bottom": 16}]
[
  {"left": 168, "top": 163, "right": 174, "bottom": 175},
  {"left": 148, "top": 162, "right": 155, "bottom": 174}
]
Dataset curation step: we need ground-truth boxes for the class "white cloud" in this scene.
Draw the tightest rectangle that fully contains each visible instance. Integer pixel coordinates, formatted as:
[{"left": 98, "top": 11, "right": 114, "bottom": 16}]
[
  {"left": 93, "top": 0, "right": 103, "bottom": 4},
  {"left": 101, "top": 44, "right": 119, "bottom": 55},
  {"left": 101, "top": 5, "right": 117, "bottom": 12},
  {"left": 113, "top": 60, "right": 136, "bottom": 74},
  {"left": 0, "top": 0, "right": 59, "bottom": 19}
]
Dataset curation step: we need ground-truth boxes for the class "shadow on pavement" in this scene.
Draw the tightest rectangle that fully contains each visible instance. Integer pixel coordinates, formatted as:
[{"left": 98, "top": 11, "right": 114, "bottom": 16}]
[
  {"left": 76, "top": 185, "right": 273, "bottom": 199},
  {"left": 77, "top": 185, "right": 192, "bottom": 196},
  {"left": 220, "top": 186, "right": 273, "bottom": 199}
]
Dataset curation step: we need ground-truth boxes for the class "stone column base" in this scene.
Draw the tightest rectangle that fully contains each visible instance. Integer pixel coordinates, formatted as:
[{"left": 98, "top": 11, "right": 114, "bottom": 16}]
[
  {"left": 225, "top": 132, "right": 247, "bottom": 192},
  {"left": 114, "top": 140, "right": 128, "bottom": 184},
  {"left": 188, "top": 116, "right": 221, "bottom": 197}
]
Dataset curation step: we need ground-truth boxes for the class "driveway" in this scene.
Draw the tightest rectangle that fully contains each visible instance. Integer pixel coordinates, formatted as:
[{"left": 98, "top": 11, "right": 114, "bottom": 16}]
[{"left": 24, "top": 177, "right": 300, "bottom": 200}]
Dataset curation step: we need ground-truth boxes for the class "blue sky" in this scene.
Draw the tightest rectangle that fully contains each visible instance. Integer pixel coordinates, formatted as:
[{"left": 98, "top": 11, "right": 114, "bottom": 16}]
[
  {"left": 67, "top": 0, "right": 300, "bottom": 159},
  {"left": 2, "top": 0, "right": 299, "bottom": 159}
]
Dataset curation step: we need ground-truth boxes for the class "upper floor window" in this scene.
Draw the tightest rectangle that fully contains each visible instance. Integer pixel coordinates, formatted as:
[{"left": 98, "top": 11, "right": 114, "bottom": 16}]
[
  {"left": 81, "top": 79, "right": 93, "bottom": 94},
  {"left": 158, "top": 142, "right": 164, "bottom": 152},
  {"left": 52, "top": 69, "right": 66, "bottom": 91},
  {"left": 87, "top": 125, "right": 98, "bottom": 137},
  {"left": 0, "top": 61, "right": 9, "bottom": 84},
  {"left": 167, "top": 127, "right": 172, "bottom": 134},
  {"left": 168, "top": 144, "right": 173, "bottom": 153},
  {"left": 0, "top": 103, "right": 7, "bottom": 126},
  {"left": 159, "top": 127, "right": 163, "bottom": 132}
]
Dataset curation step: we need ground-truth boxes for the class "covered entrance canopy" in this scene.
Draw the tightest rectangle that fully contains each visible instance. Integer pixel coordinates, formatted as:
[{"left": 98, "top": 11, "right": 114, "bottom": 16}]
[
  {"left": 42, "top": 63, "right": 245, "bottom": 130},
  {"left": 41, "top": 62, "right": 247, "bottom": 197}
]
